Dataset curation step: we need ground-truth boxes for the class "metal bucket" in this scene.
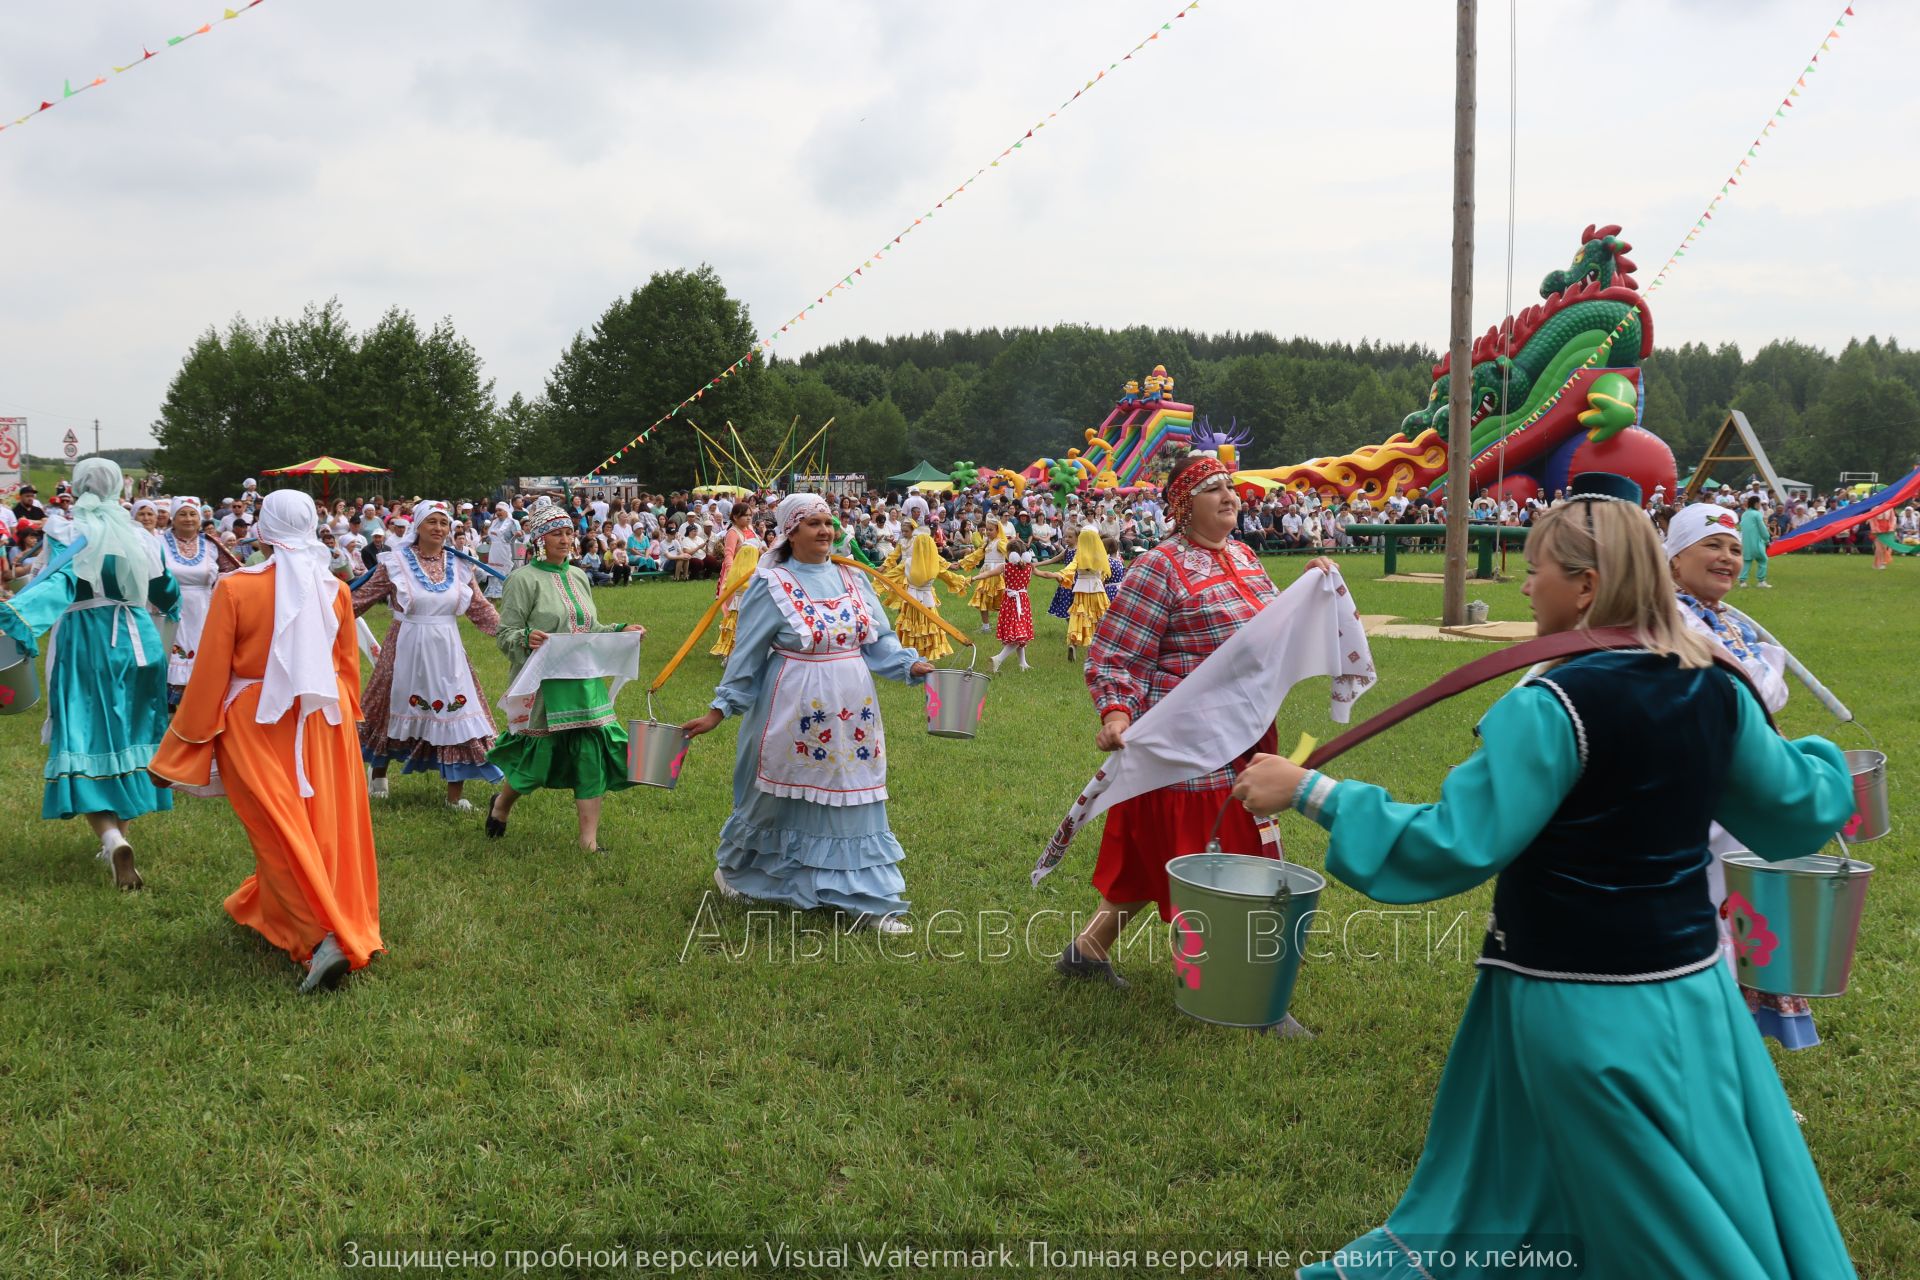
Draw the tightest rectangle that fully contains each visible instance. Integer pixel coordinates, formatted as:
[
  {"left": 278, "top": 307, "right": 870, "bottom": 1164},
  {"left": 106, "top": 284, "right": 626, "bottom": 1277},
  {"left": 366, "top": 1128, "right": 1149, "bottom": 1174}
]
[
  {"left": 0, "top": 635, "right": 39, "bottom": 717},
  {"left": 1166, "top": 850, "right": 1325, "bottom": 1029},
  {"left": 1720, "top": 841, "right": 1872, "bottom": 997},
  {"left": 1843, "top": 749, "right": 1890, "bottom": 843},
  {"left": 626, "top": 693, "right": 691, "bottom": 790},
  {"left": 925, "top": 648, "right": 990, "bottom": 739},
  {"left": 1465, "top": 600, "right": 1489, "bottom": 625}
]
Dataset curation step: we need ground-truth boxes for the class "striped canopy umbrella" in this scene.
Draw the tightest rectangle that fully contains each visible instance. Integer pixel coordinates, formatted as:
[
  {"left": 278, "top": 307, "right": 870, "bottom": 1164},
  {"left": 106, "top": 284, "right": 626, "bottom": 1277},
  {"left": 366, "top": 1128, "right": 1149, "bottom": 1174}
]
[{"left": 262, "top": 455, "right": 391, "bottom": 503}]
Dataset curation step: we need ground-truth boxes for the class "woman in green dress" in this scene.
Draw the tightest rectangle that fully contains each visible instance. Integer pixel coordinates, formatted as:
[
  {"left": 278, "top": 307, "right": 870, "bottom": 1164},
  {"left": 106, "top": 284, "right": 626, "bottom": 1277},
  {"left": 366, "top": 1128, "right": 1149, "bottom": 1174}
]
[
  {"left": 484, "top": 498, "right": 645, "bottom": 852},
  {"left": 1234, "top": 477, "right": 1858, "bottom": 1279}
]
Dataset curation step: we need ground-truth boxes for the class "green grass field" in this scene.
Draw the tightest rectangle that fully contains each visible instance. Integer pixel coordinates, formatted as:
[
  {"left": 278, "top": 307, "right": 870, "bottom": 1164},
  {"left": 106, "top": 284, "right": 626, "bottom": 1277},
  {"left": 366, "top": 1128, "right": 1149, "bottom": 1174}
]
[{"left": 0, "top": 551, "right": 1913, "bottom": 1277}]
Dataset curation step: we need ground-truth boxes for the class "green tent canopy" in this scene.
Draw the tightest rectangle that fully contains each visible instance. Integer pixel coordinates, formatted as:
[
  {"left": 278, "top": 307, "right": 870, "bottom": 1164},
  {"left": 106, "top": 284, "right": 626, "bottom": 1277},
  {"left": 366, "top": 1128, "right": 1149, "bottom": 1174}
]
[{"left": 887, "top": 460, "right": 951, "bottom": 486}]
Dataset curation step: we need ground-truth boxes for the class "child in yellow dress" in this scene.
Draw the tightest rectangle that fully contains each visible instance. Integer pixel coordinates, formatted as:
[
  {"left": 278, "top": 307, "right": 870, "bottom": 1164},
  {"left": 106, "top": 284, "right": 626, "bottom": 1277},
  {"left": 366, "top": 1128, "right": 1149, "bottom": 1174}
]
[
  {"left": 1048, "top": 525, "right": 1113, "bottom": 663},
  {"left": 891, "top": 529, "right": 969, "bottom": 663},
  {"left": 955, "top": 516, "right": 1009, "bottom": 633}
]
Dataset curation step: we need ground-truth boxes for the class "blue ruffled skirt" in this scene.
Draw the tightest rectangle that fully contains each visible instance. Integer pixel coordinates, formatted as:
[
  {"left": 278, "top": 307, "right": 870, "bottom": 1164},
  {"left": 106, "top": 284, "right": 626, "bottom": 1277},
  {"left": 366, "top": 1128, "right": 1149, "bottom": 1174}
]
[{"left": 715, "top": 787, "right": 908, "bottom": 917}]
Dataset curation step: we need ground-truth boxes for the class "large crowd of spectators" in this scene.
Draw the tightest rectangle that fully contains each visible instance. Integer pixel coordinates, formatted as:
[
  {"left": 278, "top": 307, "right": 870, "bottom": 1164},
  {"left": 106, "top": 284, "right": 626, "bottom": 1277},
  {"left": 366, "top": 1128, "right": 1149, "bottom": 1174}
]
[{"left": 8, "top": 467, "right": 1914, "bottom": 598}]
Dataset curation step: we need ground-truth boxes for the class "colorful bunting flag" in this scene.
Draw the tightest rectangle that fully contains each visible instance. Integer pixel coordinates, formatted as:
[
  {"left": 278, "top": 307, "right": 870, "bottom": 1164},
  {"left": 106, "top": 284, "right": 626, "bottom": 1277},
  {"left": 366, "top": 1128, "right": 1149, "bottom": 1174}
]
[
  {"left": 588, "top": 0, "right": 1203, "bottom": 474},
  {"left": 1647, "top": 1, "right": 1857, "bottom": 294},
  {"left": 2, "top": 0, "right": 271, "bottom": 138}
]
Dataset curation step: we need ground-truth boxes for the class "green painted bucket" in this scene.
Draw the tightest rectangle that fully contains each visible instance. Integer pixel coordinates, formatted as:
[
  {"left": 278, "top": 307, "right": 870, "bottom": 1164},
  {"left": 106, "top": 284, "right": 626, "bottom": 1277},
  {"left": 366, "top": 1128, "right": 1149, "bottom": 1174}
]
[{"left": 1166, "top": 851, "right": 1324, "bottom": 1029}]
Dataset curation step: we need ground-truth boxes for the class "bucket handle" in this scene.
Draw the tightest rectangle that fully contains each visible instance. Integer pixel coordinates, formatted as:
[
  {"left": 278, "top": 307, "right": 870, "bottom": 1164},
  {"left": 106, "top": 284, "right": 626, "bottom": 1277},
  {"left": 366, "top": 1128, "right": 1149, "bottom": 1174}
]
[
  {"left": 645, "top": 688, "right": 688, "bottom": 738},
  {"left": 1206, "top": 790, "right": 1295, "bottom": 914},
  {"left": 1833, "top": 832, "right": 1854, "bottom": 875},
  {"left": 1848, "top": 717, "right": 1880, "bottom": 754}
]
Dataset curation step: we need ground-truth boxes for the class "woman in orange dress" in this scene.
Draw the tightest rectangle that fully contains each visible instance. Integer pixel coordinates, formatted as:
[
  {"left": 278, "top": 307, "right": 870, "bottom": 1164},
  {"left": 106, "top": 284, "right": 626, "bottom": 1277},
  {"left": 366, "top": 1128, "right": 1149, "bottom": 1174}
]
[{"left": 149, "top": 489, "right": 383, "bottom": 993}]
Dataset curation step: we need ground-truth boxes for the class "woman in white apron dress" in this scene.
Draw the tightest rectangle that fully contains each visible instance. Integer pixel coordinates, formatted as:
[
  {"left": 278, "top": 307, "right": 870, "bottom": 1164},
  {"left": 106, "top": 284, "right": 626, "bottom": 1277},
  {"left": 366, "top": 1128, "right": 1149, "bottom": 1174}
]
[
  {"left": 351, "top": 501, "right": 504, "bottom": 809},
  {"left": 483, "top": 504, "right": 519, "bottom": 600},
  {"left": 682, "top": 494, "right": 933, "bottom": 932},
  {"left": 159, "top": 496, "right": 241, "bottom": 706}
]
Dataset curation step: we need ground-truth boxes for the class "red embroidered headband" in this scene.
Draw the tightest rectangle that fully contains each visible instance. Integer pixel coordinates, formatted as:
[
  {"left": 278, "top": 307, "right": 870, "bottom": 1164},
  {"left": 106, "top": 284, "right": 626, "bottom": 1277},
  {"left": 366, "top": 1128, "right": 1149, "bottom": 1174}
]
[{"left": 1167, "top": 457, "right": 1230, "bottom": 526}]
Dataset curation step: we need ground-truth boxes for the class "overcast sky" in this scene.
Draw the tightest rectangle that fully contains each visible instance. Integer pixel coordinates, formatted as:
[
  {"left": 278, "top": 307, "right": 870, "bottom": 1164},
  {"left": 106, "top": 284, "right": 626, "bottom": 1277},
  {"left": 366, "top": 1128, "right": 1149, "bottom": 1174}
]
[{"left": 0, "top": 0, "right": 1908, "bottom": 454}]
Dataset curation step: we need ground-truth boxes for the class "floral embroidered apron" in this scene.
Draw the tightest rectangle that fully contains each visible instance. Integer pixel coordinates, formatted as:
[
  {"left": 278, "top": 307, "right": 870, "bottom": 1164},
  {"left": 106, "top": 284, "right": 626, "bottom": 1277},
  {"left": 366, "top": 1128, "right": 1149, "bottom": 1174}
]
[
  {"left": 381, "top": 549, "right": 491, "bottom": 746},
  {"left": 752, "top": 563, "right": 887, "bottom": 806}
]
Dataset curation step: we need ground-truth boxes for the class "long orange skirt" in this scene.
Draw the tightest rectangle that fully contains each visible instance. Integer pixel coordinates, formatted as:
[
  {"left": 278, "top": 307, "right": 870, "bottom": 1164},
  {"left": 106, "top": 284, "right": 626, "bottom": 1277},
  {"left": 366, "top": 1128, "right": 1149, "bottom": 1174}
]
[{"left": 214, "top": 688, "right": 383, "bottom": 970}]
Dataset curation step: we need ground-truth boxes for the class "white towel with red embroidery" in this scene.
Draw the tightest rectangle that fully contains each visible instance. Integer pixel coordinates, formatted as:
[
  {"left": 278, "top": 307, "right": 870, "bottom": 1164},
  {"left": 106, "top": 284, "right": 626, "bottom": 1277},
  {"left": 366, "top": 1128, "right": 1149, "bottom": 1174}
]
[{"left": 1033, "top": 567, "right": 1376, "bottom": 885}]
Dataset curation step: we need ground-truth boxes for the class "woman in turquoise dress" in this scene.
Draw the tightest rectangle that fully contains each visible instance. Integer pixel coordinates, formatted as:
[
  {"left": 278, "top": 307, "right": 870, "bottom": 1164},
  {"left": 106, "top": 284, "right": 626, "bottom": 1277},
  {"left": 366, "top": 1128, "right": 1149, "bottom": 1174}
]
[
  {"left": 1234, "top": 478, "right": 1857, "bottom": 1279},
  {"left": 483, "top": 498, "right": 645, "bottom": 853},
  {"left": 681, "top": 493, "right": 932, "bottom": 933},
  {"left": 0, "top": 458, "right": 179, "bottom": 890}
]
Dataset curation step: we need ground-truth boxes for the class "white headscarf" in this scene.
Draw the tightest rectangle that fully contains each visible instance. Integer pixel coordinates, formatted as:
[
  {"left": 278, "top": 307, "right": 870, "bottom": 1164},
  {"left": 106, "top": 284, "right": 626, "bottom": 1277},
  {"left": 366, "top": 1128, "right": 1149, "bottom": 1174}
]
[
  {"left": 235, "top": 490, "right": 343, "bottom": 753},
  {"left": 397, "top": 500, "right": 451, "bottom": 553},
  {"left": 68, "top": 458, "right": 157, "bottom": 601},
  {"left": 1663, "top": 502, "right": 1743, "bottom": 560},
  {"left": 170, "top": 496, "right": 203, "bottom": 519},
  {"left": 768, "top": 493, "right": 829, "bottom": 554}
]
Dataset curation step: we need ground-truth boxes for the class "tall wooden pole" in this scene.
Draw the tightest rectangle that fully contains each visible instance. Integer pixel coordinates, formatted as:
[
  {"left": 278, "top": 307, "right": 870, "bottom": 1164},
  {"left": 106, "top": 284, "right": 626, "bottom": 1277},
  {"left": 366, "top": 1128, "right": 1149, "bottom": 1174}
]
[{"left": 1441, "top": 0, "right": 1477, "bottom": 626}]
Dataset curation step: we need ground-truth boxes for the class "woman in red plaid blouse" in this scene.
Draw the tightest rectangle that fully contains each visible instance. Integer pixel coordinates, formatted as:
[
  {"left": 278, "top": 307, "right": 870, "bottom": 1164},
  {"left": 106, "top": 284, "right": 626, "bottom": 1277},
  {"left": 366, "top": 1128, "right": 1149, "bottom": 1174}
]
[{"left": 1057, "top": 454, "right": 1334, "bottom": 988}]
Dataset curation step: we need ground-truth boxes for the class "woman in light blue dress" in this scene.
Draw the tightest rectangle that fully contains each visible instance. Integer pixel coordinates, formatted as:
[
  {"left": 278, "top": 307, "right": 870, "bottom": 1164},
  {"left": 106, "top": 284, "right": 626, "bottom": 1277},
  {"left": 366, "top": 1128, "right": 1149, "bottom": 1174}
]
[
  {"left": 1235, "top": 480, "right": 1857, "bottom": 1279},
  {"left": 681, "top": 494, "right": 932, "bottom": 932},
  {"left": 0, "top": 458, "right": 179, "bottom": 889}
]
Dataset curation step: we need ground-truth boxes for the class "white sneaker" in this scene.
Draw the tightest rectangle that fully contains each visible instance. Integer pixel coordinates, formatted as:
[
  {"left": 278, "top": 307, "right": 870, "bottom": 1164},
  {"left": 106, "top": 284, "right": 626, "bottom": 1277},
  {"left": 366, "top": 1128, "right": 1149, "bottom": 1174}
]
[
  {"left": 369, "top": 777, "right": 390, "bottom": 799},
  {"left": 712, "top": 867, "right": 746, "bottom": 902},
  {"left": 990, "top": 651, "right": 1008, "bottom": 673},
  {"left": 445, "top": 798, "right": 475, "bottom": 812},
  {"left": 1759, "top": 581, "right": 1773, "bottom": 589},
  {"left": 849, "top": 912, "right": 911, "bottom": 935}
]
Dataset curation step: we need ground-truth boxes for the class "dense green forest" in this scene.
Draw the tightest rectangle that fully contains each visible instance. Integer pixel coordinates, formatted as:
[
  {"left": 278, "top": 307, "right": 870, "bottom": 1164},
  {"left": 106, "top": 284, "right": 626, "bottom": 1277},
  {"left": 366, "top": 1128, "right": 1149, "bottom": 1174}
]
[{"left": 151, "top": 269, "right": 1920, "bottom": 497}]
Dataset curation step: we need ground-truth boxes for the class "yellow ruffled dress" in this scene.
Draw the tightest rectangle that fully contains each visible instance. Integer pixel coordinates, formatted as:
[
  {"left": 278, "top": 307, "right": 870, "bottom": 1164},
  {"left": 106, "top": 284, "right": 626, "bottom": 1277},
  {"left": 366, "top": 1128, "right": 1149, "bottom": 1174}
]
[
  {"left": 1063, "top": 576, "right": 1110, "bottom": 647},
  {"left": 1057, "top": 527, "right": 1112, "bottom": 647},
  {"left": 709, "top": 539, "right": 763, "bottom": 657},
  {"left": 958, "top": 537, "right": 1008, "bottom": 616}
]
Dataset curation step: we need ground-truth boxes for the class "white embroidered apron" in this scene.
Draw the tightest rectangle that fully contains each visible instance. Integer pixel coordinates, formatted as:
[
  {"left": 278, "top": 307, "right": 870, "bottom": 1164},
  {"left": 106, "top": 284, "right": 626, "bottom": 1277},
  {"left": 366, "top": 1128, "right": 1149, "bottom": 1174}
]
[
  {"left": 752, "top": 564, "right": 888, "bottom": 806},
  {"left": 163, "top": 531, "right": 222, "bottom": 686},
  {"left": 381, "top": 550, "right": 491, "bottom": 745}
]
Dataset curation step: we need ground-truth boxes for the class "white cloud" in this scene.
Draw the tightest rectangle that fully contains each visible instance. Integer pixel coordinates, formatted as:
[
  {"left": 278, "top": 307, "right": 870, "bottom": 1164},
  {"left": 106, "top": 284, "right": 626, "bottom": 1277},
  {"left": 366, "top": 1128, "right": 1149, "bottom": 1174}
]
[{"left": 0, "top": 0, "right": 1907, "bottom": 451}]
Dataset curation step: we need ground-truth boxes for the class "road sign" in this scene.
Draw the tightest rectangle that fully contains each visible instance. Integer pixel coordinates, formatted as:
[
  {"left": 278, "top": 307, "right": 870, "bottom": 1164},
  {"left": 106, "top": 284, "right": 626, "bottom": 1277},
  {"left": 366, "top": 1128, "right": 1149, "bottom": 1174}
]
[{"left": 62, "top": 428, "right": 78, "bottom": 461}]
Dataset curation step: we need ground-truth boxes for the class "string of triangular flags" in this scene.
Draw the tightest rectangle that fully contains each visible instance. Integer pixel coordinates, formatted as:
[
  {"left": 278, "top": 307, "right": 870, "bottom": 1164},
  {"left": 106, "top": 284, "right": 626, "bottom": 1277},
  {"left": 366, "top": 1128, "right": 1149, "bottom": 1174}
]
[
  {"left": 589, "top": 0, "right": 1203, "bottom": 475},
  {"left": 0, "top": 1, "right": 270, "bottom": 138},
  {"left": 1646, "top": 2, "right": 1856, "bottom": 294}
]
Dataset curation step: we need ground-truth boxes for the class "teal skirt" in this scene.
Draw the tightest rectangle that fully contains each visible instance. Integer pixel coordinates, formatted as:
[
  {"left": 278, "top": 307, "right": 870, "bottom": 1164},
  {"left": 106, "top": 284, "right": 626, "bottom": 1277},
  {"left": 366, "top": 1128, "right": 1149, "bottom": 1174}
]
[
  {"left": 33, "top": 612, "right": 174, "bottom": 822},
  {"left": 1301, "top": 966, "right": 1854, "bottom": 1279}
]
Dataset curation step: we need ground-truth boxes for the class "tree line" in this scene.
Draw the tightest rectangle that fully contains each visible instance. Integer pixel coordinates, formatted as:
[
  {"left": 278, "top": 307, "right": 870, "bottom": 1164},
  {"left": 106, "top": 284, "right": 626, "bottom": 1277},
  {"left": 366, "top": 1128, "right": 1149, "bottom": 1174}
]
[{"left": 151, "top": 266, "right": 1919, "bottom": 498}]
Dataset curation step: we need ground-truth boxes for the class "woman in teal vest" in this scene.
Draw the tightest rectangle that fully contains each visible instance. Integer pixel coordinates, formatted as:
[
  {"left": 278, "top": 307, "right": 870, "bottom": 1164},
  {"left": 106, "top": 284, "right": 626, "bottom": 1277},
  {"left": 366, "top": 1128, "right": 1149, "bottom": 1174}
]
[{"left": 1235, "top": 475, "right": 1857, "bottom": 1278}]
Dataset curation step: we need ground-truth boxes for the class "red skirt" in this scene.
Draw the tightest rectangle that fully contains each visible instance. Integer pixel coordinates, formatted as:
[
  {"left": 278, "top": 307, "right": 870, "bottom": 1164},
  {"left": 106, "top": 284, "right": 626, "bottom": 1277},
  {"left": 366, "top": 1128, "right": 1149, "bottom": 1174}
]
[
  {"left": 1091, "top": 725, "right": 1280, "bottom": 921},
  {"left": 996, "top": 589, "right": 1034, "bottom": 645}
]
